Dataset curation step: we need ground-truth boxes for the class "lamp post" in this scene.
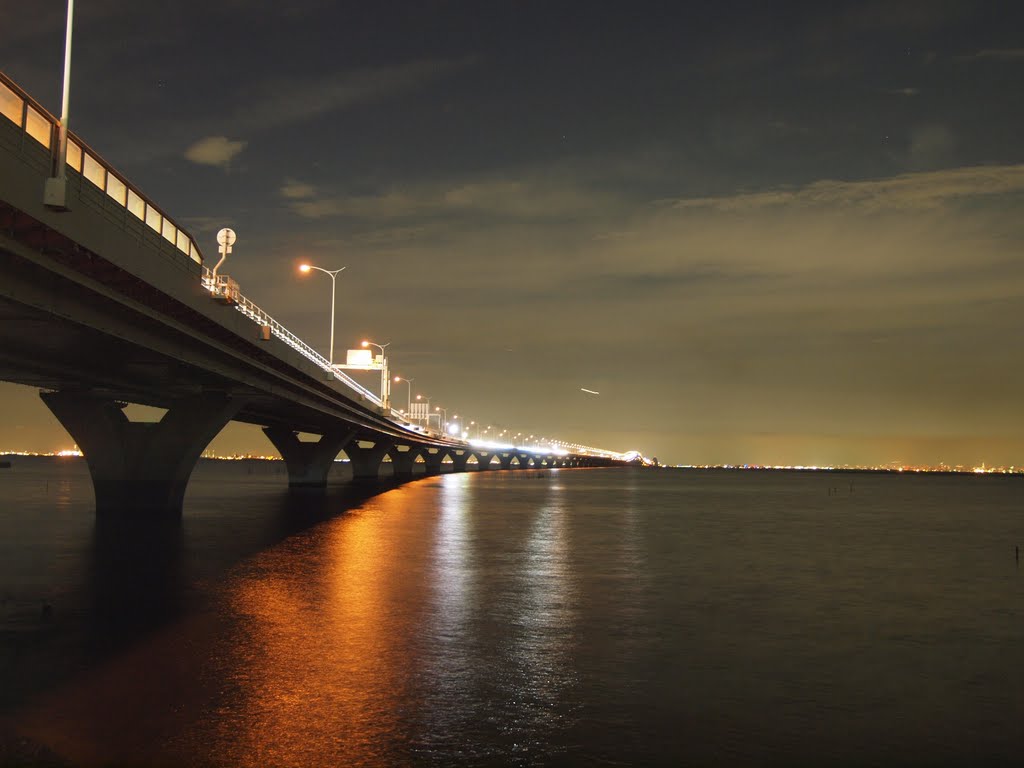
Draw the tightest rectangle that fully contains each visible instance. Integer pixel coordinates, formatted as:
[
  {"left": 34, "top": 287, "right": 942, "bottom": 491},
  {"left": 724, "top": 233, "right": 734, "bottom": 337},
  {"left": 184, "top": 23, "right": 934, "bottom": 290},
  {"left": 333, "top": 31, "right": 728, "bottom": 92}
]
[
  {"left": 362, "top": 339, "right": 390, "bottom": 409},
  {"left": 299, "top": 264, "right": 346, "bottom": 365},
  {"left": 394, "top": 376, "right": 414, "bottom": 413},
  {"left": 435, "top": 406, "right": 447, "bottom": 432},
  {"left": 43, "top": 0, "right": 74, "bottom": 209}
]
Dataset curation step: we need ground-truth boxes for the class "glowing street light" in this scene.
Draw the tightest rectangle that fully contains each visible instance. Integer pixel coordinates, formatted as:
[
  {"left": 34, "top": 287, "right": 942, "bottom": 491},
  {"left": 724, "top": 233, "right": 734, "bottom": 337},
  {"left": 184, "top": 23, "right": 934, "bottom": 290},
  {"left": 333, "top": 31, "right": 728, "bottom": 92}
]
[
  {"left": 361, "top": 339, "right": 391, "bottom": 409},
  {"left": 394, "top": 376, "right": 414, "bottom": 413},
  {"left": 298, "top": 263, "right": 346, "bottom": 365},
  {"left": 435, "top": 405, "right": 447, "bottom": 431}
]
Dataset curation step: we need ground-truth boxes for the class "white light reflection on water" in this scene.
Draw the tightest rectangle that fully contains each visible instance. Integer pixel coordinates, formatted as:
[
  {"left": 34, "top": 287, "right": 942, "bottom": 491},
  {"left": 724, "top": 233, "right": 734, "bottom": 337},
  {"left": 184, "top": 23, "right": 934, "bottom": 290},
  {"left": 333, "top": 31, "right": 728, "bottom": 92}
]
[
  {"left": 413, "top": 473, "right": 477, "bottom": 761},
  {"left": 498, "top": 475, "right": 580, "bottom": 762},
  {"left": 413, "top": 472, "right": 583, "bottom": 764}
]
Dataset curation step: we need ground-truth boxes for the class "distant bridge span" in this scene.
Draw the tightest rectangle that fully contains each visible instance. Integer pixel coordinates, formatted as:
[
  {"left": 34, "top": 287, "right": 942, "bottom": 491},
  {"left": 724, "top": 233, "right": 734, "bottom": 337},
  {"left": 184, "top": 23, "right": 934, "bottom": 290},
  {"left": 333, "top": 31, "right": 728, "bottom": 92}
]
[{"left": 0, "top": 72, "right": 637, "bottom": 515}]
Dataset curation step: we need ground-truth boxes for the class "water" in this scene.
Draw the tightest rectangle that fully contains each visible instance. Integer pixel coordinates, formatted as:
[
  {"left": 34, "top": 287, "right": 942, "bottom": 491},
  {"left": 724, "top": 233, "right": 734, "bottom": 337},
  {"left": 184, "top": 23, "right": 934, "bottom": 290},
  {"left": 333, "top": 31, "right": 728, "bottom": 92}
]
[{"left": 1, "top": 458, "right": 1023, "bottom": 766}]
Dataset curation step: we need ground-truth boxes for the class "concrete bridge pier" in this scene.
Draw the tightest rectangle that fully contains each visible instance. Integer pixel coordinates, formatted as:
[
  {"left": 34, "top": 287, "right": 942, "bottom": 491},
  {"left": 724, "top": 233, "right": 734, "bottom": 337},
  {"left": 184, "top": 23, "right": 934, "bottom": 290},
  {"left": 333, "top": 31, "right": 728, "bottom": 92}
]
[
  {"left": 390, "top": 446, "right": 418, "bottom": 479},
  {"left": 450, "top": 450, "right": 470, "bottom": 472},
  {"left": 345, "top": 440, "right": 392, "bottom": 480},
  {"left": 263, "top": 427, "right": 353, "bottom": 488},
  {"left": 422, "top": 449, "right": 445, "bottom": 475},
  {"left": 40, "top": 390, "right": 246, "bottom": 516}
]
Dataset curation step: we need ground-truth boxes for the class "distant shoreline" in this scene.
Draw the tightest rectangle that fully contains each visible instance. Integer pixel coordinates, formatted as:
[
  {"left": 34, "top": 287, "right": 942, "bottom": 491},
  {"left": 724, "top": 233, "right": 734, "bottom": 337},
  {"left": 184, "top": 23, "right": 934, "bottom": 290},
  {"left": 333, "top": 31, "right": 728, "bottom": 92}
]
[{"left": 2, "top": 453, "right": 1019, "bottom": 476}]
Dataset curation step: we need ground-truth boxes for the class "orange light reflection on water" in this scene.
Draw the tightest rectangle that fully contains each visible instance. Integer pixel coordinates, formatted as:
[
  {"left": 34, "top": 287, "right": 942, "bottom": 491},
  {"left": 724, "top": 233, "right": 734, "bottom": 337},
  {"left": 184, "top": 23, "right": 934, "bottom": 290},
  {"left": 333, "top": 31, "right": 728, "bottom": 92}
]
[{"left": 202, "top": 485, "right": 438, "bottom": 767}]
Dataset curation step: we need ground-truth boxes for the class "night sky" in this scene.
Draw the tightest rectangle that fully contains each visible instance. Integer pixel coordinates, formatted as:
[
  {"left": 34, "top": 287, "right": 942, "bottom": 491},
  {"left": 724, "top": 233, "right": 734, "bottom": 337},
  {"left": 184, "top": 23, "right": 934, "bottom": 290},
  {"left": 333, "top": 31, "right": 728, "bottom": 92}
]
[{"left": 2, "top": 1, "right": 1023, "bottom": 467}]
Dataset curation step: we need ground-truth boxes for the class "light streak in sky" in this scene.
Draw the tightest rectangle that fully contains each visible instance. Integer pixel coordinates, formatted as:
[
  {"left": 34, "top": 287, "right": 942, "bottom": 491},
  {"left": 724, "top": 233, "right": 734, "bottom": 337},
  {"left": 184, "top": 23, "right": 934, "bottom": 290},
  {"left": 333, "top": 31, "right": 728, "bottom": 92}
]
[{"left": 580, "top": 388, "right": 600, "bottom": 395}]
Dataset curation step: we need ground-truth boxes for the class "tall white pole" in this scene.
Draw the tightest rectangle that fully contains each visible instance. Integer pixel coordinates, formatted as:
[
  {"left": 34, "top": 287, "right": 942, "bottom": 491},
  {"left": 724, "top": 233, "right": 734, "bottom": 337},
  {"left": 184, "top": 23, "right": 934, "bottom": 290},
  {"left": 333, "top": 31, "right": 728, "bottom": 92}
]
[
  {"left": 44, "top": 0, "right": 74, "bottom": 209},
  {"left": 301, "top": 265, "right": 344, "bottom": 364},
  {"left": 397, "top": 378, "right": 413, "bottom": 412},
  {"left": 57, "top": 0, "right": 74, "bottom": 178},
  {"left": 328, "top": 272, "right": 336, "bottom": 365}
]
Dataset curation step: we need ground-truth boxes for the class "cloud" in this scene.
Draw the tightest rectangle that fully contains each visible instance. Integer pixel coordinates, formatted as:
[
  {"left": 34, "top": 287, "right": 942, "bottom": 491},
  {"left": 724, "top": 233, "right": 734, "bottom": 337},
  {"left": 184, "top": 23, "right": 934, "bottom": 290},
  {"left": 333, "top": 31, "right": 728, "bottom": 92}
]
[
  {"left": 670, "top": 164, "right": 1024, "bottom": 213},
  {"left": 78, "top": 57, "right": 471, "bottom": 168},
  {"left": 287, "top": 177, "right": 617, "bottom": 221},
  {"left": 969, "top": 49, "right": 1024, "bottom": 61},
  {"left": 883, "top": 87, "right": 920, "bottom": 96},
  {"left": 908, "top": 124, "right": 955, "bottom": 170},
  {"left": 183, "top": 136, "right": 247, "bottom": 169},
  {"left": 280, "top": 179, "right": 316, "bottom": 199},
  {"left": 233, "top": 57, "right": 472, "bottom": 135}
]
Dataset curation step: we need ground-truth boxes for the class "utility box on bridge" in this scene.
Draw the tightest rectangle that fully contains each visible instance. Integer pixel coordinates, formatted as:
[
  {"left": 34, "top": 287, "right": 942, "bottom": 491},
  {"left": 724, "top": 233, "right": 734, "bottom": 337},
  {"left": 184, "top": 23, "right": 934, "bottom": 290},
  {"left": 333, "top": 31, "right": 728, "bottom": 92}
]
[{"left": 209, "top": 275, "right": 240, "bottom": 305}]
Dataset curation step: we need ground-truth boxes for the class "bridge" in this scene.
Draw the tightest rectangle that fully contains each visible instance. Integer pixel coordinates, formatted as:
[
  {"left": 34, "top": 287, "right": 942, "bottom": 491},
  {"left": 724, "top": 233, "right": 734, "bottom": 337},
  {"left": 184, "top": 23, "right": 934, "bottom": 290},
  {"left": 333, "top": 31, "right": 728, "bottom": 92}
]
[{"left": 0, "top": 72, "right": 641, "bottom": 516}]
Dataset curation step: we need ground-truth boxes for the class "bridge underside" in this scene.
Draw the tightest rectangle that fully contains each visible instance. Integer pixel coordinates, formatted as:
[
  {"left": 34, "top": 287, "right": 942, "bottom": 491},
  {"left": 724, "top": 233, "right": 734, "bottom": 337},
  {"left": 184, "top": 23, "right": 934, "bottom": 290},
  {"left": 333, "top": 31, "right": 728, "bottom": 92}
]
[{"left": 0, "top": 268, "right": 618, "bottom": 514}]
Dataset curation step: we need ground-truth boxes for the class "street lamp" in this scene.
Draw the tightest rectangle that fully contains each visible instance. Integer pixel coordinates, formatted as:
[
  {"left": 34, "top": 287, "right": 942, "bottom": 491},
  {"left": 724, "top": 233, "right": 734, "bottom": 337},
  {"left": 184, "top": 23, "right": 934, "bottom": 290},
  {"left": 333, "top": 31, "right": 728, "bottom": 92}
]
[
  {"left": 435, "top": 405, "right": 447, "bottom": 431},
  {"left": 298, "top": 263, "right": 346, "bottom": 365},
  {"left": 362, "top": 339, "right": 390, "bottom": 409},
  {"left": 44, "top": 0, "right": 75, "bottom": 210},
  {"left": 394, "top": 376, "right": 414, "bottom": 413}
]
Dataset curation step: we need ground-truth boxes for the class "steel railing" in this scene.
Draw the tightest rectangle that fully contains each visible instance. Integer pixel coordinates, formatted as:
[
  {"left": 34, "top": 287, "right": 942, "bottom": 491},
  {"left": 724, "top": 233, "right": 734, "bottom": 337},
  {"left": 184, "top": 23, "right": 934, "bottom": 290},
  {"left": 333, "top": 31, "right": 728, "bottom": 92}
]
[{"left": 201, "top": 268, "right": 389, "bottom": 407}]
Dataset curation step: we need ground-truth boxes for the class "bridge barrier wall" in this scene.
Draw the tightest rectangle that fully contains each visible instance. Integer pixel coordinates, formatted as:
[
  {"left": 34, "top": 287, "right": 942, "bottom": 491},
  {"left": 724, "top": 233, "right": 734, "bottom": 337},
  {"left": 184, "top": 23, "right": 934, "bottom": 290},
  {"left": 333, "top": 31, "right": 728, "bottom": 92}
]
[{"left": 0, "top": 72, "right": 203, "bottom": 271}]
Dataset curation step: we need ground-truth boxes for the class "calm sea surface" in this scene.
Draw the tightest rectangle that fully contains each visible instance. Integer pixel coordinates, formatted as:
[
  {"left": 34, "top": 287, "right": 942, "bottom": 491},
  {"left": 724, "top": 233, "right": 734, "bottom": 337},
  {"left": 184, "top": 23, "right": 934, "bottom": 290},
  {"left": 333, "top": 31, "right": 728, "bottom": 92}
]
[{"left": 1, "top": 457, "right": 1023, "bottom": 766}]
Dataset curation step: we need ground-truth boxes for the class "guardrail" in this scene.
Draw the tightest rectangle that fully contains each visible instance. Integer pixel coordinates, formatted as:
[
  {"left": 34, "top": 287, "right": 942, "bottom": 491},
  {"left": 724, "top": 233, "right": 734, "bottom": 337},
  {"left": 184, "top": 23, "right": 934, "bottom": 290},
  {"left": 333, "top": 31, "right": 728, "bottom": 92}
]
[
  {"left": 0, "top": 71, "right": 204, "bottom": 269},
  {"left": 199, "top": 272, "right": 624, "bottom": 453},
  {"left": 200, "top": 270, "right": 432, "bottom": 434},
  {"left": 201, "top": 268, "right": 386, "bottom": 406}
]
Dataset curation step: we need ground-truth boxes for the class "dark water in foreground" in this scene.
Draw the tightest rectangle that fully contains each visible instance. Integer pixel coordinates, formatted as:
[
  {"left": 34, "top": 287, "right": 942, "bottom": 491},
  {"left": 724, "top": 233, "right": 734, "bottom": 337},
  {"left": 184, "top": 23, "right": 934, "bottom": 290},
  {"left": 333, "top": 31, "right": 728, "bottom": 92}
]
[{"left": 1, "top": 458, "right": 1023, "bottom": 766}]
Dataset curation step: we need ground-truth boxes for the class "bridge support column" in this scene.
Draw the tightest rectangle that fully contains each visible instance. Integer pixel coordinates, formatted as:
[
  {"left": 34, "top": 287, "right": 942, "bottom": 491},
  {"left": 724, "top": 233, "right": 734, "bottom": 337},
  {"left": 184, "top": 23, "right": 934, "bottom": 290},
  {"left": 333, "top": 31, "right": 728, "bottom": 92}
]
[
  {"left": 40, "top": 390, "right": 245, "bottom": 517},
  {"left": 390, "top": 446, "right": 418, "bottom": 479},
  {"left": 475, "top": 453, "right": 494, "bottom": 471},
  {"left": 263, "top": 427, "right": 353, "bottom": 488},
  {"left": 450, "top": 450, "right": 470, "bottom": 472},
  {"left": 498, "top": 453, "right": 514, "bottom": 470},
  {"left": 423, "top": 449, "right": 445, "bottom": 475},
  {"left": 345, "top": 440, "right": 392, "bottom": 480}
]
